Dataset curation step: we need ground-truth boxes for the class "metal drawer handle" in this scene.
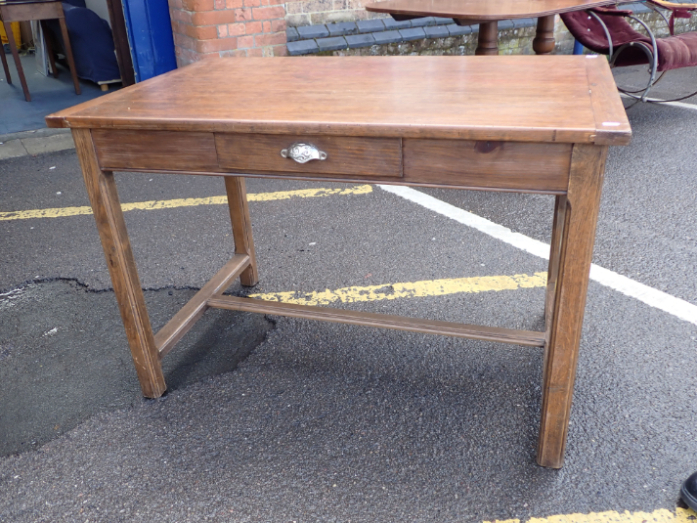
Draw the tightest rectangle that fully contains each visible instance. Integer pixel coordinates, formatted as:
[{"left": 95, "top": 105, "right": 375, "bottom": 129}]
[{"left": 280, "top": 143, "right": 328, "bottom": 164}]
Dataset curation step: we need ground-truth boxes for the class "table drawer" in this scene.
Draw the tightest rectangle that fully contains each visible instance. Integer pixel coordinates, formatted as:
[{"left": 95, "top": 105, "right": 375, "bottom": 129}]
[
  {"left": 215, "top": 133, "right": 402, "bottom": 178},
  {"left": 93, "top": 130, "right": 219, "bottom": 172},
  {"left": 403, "top": 139, "right": 572, "bottom": 192}
]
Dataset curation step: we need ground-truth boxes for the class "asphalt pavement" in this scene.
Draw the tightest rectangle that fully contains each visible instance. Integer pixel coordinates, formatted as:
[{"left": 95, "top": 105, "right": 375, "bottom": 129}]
[{"left": 1, "top": 69, "right": 696, "bottom": 522}]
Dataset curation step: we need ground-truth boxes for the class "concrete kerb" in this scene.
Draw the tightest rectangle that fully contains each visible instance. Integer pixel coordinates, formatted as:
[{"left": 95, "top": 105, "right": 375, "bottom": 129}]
[{"left": 0, "top": 128, "right": 74, "bottom": 161}]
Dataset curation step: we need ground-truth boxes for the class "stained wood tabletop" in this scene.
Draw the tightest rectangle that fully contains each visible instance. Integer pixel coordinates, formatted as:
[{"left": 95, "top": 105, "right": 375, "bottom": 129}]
[
  {"left": 364, "top": 0, "right": 615, "bottom": 20},
  {"left": 46, "top": 56, "right": 631, "bottom": 145}
]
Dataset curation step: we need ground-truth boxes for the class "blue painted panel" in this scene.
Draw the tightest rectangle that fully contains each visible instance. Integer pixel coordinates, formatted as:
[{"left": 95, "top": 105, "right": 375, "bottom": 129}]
[{"left": 122, "top": 0, "right": 177, "bottom": 82}]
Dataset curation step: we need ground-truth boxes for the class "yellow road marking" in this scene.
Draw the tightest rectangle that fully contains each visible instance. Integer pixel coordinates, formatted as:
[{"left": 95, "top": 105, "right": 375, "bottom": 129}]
[
  {"left": 0, "top": 185, "right": 373, "bottom": 221},
  {"left": 485, "top": 507, "right": 696, "bottom": 523},
  {"left": 250, "top": 272, "right": 547, "bottom": 305}
]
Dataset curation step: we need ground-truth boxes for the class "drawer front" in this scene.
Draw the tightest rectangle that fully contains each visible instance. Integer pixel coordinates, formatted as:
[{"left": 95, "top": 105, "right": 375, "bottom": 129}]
[
  {"left": 403, "top": 139, "right": 572, "bottom": 192},
  {"left": 215, "top": 134, "right": 402, "bottom": 178},
  {"left": 93, "top": 130, "right": 219, "bottom": 172}
]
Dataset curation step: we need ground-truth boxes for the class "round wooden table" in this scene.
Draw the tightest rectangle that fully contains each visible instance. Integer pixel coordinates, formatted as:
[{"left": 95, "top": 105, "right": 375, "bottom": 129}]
[{"left": 365, "top": 0, "right": 616, "bottom": 55}]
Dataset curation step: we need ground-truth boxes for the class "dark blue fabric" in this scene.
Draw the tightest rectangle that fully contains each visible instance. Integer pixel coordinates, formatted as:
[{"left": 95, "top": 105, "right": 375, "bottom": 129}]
[{"left": 45, "top": 3, "right": 120, "bottom": 84}]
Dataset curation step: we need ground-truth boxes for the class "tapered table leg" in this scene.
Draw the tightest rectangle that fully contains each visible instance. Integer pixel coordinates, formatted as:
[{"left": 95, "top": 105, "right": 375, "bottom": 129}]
[
  {"left": 225, "top": 177, "right": 259, "bottom": 287},
  {"left": 537, "top": 144, "right": 608, "bottom": 468},
  {"left": 3, "top": 21, "right": 29, "bottom": 101},
  {"left": 72, "top": 128, "right": 166, "bottom": 398}
]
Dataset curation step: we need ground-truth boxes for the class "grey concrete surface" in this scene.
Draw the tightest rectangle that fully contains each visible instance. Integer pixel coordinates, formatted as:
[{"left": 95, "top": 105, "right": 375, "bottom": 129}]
[
  {"left": 0, "top": 52, "right": 114, "bottom": 134},
  {"left": 1, "top": 69, "right": 697, "bottom": 522},
  {"left": 0, "top": 128, "right": 73, "bottom": 160}
]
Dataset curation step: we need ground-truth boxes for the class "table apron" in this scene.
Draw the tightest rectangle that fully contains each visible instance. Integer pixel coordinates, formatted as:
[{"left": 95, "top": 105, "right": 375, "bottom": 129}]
[
  {"left": 91, "top": 129, "right": 572, "bottom": 193},
  {"left": 0, "top": 3, "right": 63, "bottom": 22}
]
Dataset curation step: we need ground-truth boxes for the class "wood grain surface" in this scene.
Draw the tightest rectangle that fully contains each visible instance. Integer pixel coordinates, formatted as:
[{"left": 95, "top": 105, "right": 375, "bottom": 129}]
[
  {"left": 46, "top": 56, "right": 631, "bottom": 146},
  {"left": 537, "top": 144, "right": 608, "bottom": 468},
  {"left": 72, "top": 129, "right": 166, "bottom": 398},
  {"left": 207, "top": 296, "right": 546, "bottom": 348},
  {"left": 403, "top": 139, "right": 571, "bottom": 191},
  {"left": 93, "top": 129, "right": 219, "bottom": 172},
  {"left": 365, "top": 0, "right": 614, "bottom": 20},
  {"left": 216, "top": 133, "right": 403, "bottom": 177},
  {"left": 155, "top": 255, "right": 251, "bottom": 358}
]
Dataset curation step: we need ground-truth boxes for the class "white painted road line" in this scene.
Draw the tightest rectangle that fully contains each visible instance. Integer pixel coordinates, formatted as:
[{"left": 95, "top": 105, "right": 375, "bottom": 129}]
[{"left": 380, "top": 185, "right": 697, "bottom": 327}]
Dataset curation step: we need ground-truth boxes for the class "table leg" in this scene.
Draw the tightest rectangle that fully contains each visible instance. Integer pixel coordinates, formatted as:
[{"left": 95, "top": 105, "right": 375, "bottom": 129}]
[
  {"left": 3, "top": 21, "right": 30, "bottom": 101},
  {"left": 537, "top": 144, "right": 608, "bottom": 468},
  {"left": 225, "top": 177, "right": 259, "bottom": 287},
  {"left": 475, "top": 21, "right": 499, "bottom": 56},
  {"left": 57, "top": 16, "right": 81, "bottom": 95},
  {"left": 72, "top": 128, "right": 166, "bottom": 399},
  {"left": 532, "top": 15, "right": 556, "bottom": 55}
]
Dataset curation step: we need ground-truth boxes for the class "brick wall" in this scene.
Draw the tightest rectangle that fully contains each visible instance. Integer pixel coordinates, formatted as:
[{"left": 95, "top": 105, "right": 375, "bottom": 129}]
[{"left": 168, "top": 0, "right": 287, "bottom": 66}]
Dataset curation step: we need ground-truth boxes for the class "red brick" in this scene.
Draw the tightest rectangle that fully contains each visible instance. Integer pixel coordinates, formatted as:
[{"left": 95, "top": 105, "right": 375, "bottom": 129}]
[
  {"left": 175, "top": 47, "right": 199, "bottom": 66},
  {"left": 244, "top": 21, "right": 263, "bottom": 33},
  {"left": 182, "top": 0, "right": 214, "bottom": 10},
  {"left": 262, "top": 21, "right": 271, "bottom": 32},
  {"left": 195, "top": 36, "right": 238, "bottom": 52},
  {"left": 255, "top": 31, "right": 285, "bottom": 46},
  {"left": 218, "top": 24, "right": 229, "bottom": 36},
  {"left": 252, "top": 5, "right": 285, "bottom": 20},
  {"left": 168, "top": 0, "right": 183, "bottom": 9},
  {"left": 244, "top": 0, "right": 262, "bottom": 7},
  {"left": 270, "top": 18, "right": 286, "bottom": 31},
  {"left": 220, "top": 49, "right": 247, "bottom": 57},
  {"left": 227, "top": 22, "right": 246, "bottom": 35},
  {"left": 272, "top": 44, "right": 288, "bottom": 56},
  {"left": 171, "top": 8, "right": 194, "bottom": 23},
  {"left": 214, "top": 0, "right": 225, "bottom": 7},
  {"left": 173, "top": 32, "right": 196, "bottom": 51},
  {"left": 226, "top": 0, "right": 244, "bottom": 7},
  {"left": 191, "top": 9, "right": 237, "bottom": 24},
  {"left": 247, "top": 48, "right": 264, "bottom": 56},
  {"left": 191, "top": 24, "right": 219, "bottom": 39},
  {"left": 233, "top": 7, "right": 252, "bottom": 21},
  {"left": 237, "top": 34, "right": 255, "bottom": 48}
]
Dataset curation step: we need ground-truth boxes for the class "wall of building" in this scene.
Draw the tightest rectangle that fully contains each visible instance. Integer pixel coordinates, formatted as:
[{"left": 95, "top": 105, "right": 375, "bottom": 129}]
[
  {"left": 167, "top": 0, "right": 287, "bottom": 65},
  {"left": 167, "top": 0, "right": 697, "bottom": 67}
]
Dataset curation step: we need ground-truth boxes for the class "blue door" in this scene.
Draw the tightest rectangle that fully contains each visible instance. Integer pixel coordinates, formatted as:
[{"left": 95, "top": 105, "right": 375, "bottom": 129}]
[{"left": 121, "top": 0, "right": 177, "bottom": 82}]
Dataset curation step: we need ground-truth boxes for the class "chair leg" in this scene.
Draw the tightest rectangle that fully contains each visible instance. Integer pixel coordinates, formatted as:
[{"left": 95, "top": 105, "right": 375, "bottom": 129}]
[{"left": 3, "top": 21, "right": 30, "bottom": 101}]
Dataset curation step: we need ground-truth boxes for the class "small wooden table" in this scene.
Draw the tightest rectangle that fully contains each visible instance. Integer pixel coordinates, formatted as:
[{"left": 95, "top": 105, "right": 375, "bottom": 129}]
[
  {"left": 1, "top": 0, "right": 81, "bottom": 102},
  {"left": 46, "top": 56, "right": 631, "bottom": 468},
  {"left": 365, "top": 0, "right": 615, "bottom": 55}
]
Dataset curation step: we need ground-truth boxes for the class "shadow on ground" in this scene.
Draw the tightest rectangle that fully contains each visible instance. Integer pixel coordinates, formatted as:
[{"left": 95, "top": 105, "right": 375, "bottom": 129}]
[{"left": 0, "top": 279, "right": 272, "bottom": 456}]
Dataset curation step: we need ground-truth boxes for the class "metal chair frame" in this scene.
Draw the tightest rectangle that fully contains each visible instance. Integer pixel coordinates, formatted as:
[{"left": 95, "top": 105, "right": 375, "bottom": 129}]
[{"left": 572, "top": 1, "right": 697, "bottom": 103}]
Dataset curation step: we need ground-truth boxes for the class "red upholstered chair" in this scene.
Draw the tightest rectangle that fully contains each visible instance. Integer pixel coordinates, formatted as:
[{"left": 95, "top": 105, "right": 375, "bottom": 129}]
[{"left": 561, "top": 1, "right": 697, "bottom": 101}]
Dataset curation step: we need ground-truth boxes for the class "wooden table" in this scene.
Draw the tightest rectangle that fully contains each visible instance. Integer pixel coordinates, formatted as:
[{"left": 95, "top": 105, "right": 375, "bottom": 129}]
[
  {"left": 365, "top": 0, "right": 614, "bottom": 55},
  {"left": 1, "top": 0, "right": 81, "bottom": 102},
  {"left": 46, "top": 56, "right": 630, "bottom": 468}
]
